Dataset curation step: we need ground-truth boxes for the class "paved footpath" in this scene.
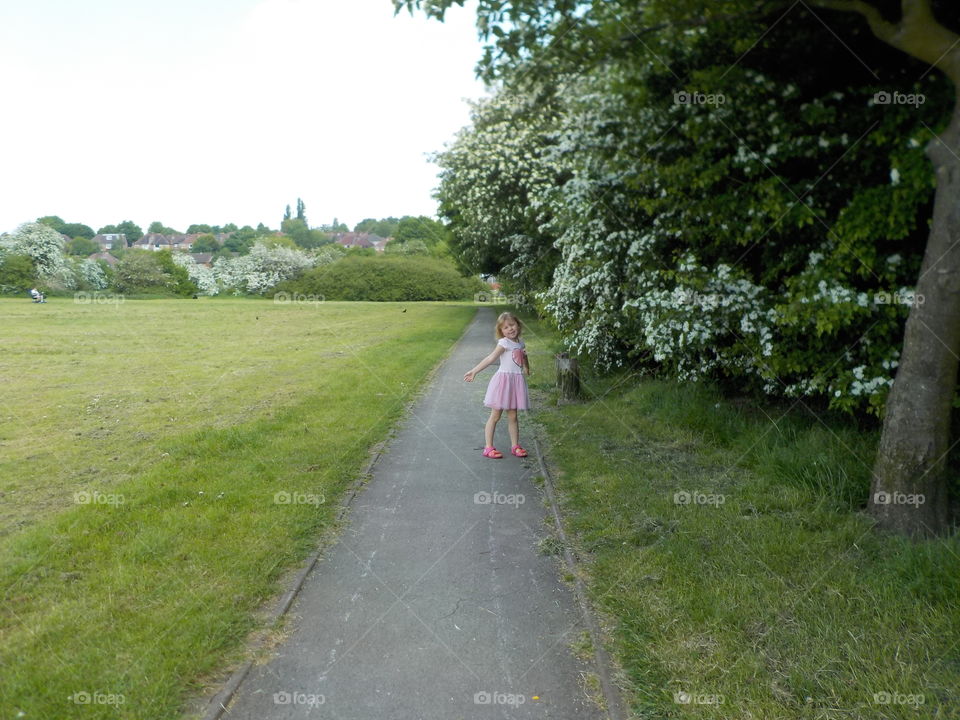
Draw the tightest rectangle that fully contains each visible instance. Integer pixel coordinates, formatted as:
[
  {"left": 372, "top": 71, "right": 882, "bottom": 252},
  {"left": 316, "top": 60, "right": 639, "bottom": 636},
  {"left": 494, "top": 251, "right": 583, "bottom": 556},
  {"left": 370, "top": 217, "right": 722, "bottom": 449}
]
[{"left": 224, "top": 308, "right": 606, "bottom": 720}]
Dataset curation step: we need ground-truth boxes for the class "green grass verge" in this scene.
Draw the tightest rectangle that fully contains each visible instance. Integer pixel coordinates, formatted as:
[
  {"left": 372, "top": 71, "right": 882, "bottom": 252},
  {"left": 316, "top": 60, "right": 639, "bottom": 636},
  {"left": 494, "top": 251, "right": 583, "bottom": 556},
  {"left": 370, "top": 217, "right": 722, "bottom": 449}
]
[
  {"left": 514, "top": 310, "right": 959, "bottom": 720},
  {"left": 0, "top": 297, "right": 476, "bottom": 719}
]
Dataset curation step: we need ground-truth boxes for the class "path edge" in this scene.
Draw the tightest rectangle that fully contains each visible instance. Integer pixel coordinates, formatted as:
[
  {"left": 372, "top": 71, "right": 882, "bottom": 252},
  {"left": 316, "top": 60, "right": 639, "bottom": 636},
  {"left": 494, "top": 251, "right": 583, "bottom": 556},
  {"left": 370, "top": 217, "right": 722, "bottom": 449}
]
[
  {"left": 533, "top": 434, "right": 630, "bottom": 720},
  {"left": 197, "top": 307, "right": 481, "bottom": 720}
]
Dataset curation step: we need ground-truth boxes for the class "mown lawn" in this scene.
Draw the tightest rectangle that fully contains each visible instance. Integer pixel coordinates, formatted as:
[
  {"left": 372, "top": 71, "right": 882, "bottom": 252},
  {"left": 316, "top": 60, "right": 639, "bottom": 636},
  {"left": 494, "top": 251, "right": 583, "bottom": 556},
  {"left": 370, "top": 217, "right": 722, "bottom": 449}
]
[
  {"left": 515, "top": 311, "right": 960, "bottom": 720},
  {"left": 0, "top": 297, "right": 476, "bottom": 719}
]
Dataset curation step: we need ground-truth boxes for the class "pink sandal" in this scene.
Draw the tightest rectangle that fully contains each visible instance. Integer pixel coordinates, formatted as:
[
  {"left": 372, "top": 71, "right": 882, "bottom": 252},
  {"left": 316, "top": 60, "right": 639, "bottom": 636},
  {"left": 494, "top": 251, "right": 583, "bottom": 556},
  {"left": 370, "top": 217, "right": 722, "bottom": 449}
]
[
  {"left": 511, "top": 445, "right": 528, "bottom": 457},
  {"left": 482, "top": 446, "right": 503, "bottom": 459}
]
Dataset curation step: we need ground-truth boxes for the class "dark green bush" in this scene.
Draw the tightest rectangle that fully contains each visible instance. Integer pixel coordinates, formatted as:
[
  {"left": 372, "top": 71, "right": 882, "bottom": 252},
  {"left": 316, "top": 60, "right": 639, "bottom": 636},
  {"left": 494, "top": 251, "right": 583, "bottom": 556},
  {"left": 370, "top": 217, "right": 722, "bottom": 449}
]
[
  {"left": 112, "top": 250, "right": 197, "bottom": 296},
  {"left": 0, "top": 254, "right": 37, "bottom": 294},
  {"left": 277, "top": 255, "right": 486, "bottom": 301}
]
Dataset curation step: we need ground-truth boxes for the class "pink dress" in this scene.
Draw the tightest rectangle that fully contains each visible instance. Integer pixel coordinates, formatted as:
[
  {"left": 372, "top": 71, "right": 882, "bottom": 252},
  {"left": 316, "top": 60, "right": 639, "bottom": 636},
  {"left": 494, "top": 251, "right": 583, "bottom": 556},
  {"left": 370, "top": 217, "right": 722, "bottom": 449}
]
[{"left": 483, "top": 338, "right": 530, "bottom": 410}]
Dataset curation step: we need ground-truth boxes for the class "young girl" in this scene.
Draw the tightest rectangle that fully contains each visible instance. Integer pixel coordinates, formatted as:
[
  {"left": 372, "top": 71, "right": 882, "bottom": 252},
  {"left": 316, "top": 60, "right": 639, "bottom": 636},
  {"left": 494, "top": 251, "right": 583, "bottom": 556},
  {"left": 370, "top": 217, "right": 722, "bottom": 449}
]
[{"left": 464, "top": 312, "right": 531, "bottom": 459}]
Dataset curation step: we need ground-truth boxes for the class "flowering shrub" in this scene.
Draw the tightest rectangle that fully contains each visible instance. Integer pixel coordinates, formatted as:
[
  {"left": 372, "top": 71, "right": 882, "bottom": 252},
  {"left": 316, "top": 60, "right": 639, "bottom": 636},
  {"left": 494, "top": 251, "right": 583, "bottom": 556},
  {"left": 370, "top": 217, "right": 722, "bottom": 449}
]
[
  {"left": 433, "top": 11, "right": 950, "bottom": 415},
  {"left": 46, "top": 262, "right": 78, "bottom": 291},
  {"left": 212, "top": 242, "right": 318, "bottom": 295},
  {"left": 433, "top": 87, "right": 566, "bottom": 293},
  {"left": 172, "top": 252, "right": 218, "bottom": 296},
  {"left": 78, "top": 258, "right": 109, "bottom": 290},
  {"left": 0, "top": 223, "right": 68, "bottom": 279}
]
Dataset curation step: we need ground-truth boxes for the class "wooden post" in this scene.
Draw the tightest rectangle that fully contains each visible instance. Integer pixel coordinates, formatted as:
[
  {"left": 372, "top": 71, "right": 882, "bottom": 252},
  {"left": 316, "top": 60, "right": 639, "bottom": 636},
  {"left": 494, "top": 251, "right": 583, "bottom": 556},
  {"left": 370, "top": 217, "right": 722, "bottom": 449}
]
[{"left": 555, "top": 352, "right": 581, "bottom": 402}]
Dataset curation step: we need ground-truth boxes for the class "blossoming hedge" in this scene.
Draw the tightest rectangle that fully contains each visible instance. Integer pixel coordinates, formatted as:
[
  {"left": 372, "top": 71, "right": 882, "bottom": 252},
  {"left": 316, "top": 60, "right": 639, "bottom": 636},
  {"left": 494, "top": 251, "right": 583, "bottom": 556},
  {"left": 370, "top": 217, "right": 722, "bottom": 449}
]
[{"left": 432, "top": 9, "right": 951, "bottom": 414}]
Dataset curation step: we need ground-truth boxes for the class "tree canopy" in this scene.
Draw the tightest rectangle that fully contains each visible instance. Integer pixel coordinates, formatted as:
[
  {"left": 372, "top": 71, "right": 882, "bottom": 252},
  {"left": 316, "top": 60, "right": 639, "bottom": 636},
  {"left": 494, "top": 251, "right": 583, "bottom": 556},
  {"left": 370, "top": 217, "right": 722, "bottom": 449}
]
[
  {"left": 190, "top": 234, "right": 220, "bottom": 253},
  {"left": 354, "top": 217, "right": 400, "bottom": 237},
  {"left": 148, "top": 221, "right": 180, "bottom": 235},
  {"left": 37, "top": 215, "right": 95, "bottom": 239},
  {"left": 66, "top": 237, "right": 100, "bottom": 257}
]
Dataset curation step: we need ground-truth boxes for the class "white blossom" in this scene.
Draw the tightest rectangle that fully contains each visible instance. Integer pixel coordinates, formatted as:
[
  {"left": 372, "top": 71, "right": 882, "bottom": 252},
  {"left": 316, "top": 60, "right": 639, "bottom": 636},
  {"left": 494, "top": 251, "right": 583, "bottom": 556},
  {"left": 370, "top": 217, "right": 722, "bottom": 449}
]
[
  {"left": 0, "top": 222, "right": 67, "bottom": 278},
  {"left": 213, "top": 242, "right": 318, "bottom": 295}
]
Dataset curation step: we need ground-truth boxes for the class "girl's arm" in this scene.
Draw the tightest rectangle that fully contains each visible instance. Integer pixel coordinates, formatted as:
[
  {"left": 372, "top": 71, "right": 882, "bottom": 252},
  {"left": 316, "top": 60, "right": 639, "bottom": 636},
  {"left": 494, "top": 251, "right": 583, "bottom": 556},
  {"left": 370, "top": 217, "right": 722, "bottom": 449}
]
[
  {"left": 523, "top": 350, "right": 531, "bottom": 376},
  {"left": 464, "top": 345, "right": 506, "bottom": 382}
]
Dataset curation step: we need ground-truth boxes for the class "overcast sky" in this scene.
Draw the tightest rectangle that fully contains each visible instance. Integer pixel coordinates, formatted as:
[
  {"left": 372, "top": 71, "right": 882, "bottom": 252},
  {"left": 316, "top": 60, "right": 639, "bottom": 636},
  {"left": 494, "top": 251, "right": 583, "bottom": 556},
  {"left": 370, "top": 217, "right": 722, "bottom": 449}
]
[{"left": 0, "top": 0, "right": 487, "bottom": 234}]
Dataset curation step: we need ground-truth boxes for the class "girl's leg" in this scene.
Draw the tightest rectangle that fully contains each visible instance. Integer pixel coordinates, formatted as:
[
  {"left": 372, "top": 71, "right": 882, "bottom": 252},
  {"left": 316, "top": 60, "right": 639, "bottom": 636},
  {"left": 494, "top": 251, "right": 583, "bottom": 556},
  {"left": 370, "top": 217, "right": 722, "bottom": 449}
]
[
  {"left": 485, "top": 408, "right": 502, "bottom": 448},
  {"left": 507, "top": 409, "right": 519, "bottom": 447}
]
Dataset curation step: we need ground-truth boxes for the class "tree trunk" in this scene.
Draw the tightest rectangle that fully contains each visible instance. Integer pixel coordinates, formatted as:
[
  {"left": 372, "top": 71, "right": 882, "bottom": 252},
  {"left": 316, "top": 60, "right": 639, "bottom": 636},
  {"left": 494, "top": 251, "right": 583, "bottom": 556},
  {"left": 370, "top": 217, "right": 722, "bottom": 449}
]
[
  {"left": 869, "top": 96, "right": 960, "bottom": 537},
  {"left": 555, "top": 352, "right": 582, "bottom": 402}
]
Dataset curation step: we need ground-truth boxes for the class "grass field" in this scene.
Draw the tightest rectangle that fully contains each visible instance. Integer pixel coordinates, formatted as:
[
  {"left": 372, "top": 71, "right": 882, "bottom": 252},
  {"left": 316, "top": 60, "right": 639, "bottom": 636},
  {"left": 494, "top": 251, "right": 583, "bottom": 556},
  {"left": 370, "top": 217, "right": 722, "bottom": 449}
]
[
  {"left": 4, "top": 297, "right": 957, "bottom": 720},
  {"left": 514, "top": 311, "right": 960, "bottom": 720},
  {"left": 0, "top": 297, "right": 476, "bottom": 719}
]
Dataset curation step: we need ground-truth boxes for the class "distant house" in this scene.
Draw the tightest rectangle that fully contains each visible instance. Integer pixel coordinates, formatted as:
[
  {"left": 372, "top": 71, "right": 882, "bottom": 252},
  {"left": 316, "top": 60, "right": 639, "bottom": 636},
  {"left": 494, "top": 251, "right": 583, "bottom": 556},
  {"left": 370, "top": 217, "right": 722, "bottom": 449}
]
[
  {"left": 190, "top": 253, "right": 214, "bottom": 267},
  {"left": 334, "top": 232, "right": 382, "bottom": 250},
  {"left": 92, "top": 233, "right": 126, "bottom": 250},
  {"left": 135, "top": 233, "right": 169, "bottom": 251},
  {"left": 372, "top": 237, "right": 392, "bottom": 253},
  {"left": 169, "top": 234, "right": 192, "bottom": 251},
  {"left": 134, "top": 233, "right": 193, "bottom": 252},
  {"left": 88, "top": 251, "right": 119, "bottom": 267}
]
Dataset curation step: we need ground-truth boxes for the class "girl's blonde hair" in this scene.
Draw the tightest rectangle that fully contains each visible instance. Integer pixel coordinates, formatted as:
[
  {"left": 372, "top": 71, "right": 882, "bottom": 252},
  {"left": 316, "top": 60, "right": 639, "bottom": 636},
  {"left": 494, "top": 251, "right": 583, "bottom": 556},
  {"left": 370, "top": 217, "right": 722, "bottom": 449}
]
[{"left": 495, "top": 312, "right": 523, "bottom": 339}]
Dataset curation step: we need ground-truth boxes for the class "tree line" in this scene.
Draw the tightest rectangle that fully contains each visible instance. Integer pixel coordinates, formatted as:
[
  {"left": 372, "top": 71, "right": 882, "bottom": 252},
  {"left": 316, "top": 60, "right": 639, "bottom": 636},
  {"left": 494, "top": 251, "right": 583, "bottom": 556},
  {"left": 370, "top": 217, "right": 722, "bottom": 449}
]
[
  {"left": 31, "top": 200, "right": 449, "bottom": 254},
  {"left": 0, "top": 202, "right": 460, "bottom": 298}
]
